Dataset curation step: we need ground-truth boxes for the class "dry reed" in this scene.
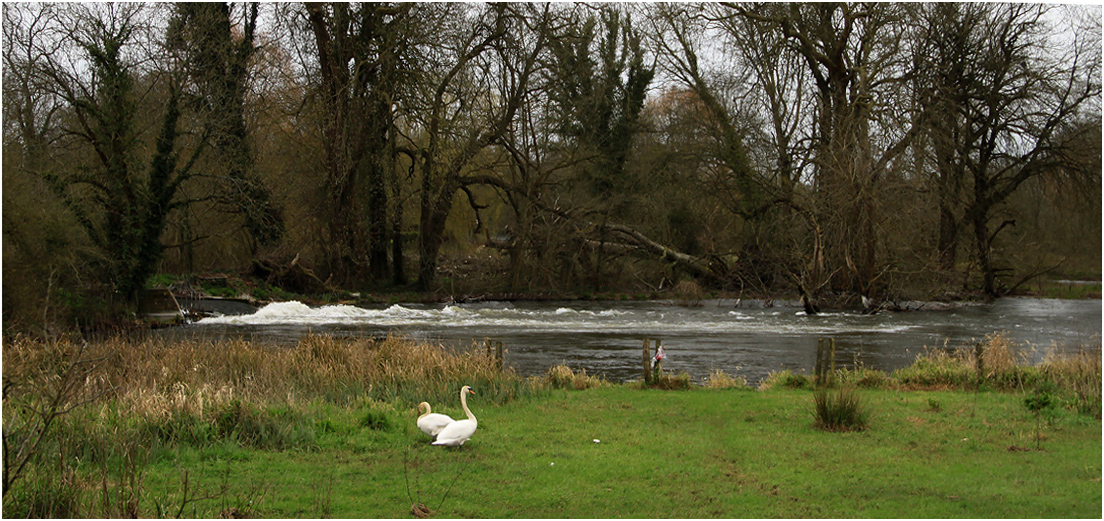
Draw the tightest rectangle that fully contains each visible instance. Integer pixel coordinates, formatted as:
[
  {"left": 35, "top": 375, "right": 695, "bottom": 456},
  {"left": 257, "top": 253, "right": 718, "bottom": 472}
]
[
  {"left": 544, "top": 364, "right": 607, "bottom": 390},
  {"left": 705, "top": 369, "right": 748, "bottom": 389},
  {"left": 1039, "top": 342, "right": 1102, "bottom": 416},
  {"left": 3, "top": 334, "right": 534, "bottom": 437}
]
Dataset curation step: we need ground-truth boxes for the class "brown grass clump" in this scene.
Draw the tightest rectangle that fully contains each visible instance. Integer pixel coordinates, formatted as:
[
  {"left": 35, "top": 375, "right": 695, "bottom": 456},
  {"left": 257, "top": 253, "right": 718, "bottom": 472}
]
[
  {"left": 705, "top": 369, "right": 748, "bottom": 389},
  {"left": 1039, "top": 343, "right": 1102, "bottom": 417},
  {"left": 758, "top": 370, "right": 811, "bottom": 390},
  {"left": 544, "top": 364, "right": 607, "bottom": 390},
  {"left": 893, "top": 342, "right": 978, "bottom": 388},
  {"left": 974, "top": 333, "right": 1027, "bottom": 381},
  {"left": 651, "top": 371, "right": 692, "bottom": 390},
  {"left": 837, "top": 367, "right": 892, "bottom": 389}
]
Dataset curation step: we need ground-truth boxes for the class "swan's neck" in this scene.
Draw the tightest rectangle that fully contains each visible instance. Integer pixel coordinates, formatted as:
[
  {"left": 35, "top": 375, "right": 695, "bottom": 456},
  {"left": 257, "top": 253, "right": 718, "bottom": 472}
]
[
  {"left": 460, "top": 391, "right": 476, "bottom": 422},
  {"left": 418, "top": 403, "right": 429, "bottom": 419}
]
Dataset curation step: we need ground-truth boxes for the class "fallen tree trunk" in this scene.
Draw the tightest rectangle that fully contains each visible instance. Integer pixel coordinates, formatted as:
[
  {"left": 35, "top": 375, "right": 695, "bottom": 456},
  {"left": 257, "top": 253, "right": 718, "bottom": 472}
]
[{"left": 597, "top": 224, "right": 719, "bottom": 281}]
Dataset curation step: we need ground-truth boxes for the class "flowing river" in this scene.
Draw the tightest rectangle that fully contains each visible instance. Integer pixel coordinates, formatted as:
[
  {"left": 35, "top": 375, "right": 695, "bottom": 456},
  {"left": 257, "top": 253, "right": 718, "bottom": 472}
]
[{"left": 157, "top": 297, "right": 1101, "bottom": 385}]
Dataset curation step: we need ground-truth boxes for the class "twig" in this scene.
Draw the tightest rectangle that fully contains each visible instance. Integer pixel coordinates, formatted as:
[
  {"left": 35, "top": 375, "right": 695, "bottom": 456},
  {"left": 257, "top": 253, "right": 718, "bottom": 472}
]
[
  {"left": 4, "top": 341, "right": 105, "bottom": 497},
  {"left": 403, "top": 447, "right": 420, "bottom": 505},
  {"left": 436, "top": 453, "right": 472, "bottom": 513},
  {"left": 173, "top": 464, "right": 230, "bottom": 518}
]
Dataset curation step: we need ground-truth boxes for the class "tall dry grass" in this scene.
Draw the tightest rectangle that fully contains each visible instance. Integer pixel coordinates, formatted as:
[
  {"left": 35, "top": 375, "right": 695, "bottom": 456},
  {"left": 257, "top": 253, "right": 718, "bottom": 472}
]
[
  {"left": 889, "top": 333, "right": 1101, "bottom": 416},
  {"left": 4, "top": 334, "right": 532, "bottom": 423},
  {"left": 705, "top": 369, "right": 748, "bottom": 389},
  {"left": 893, "top": 333, "right": 1036, "bottom": 389},
  {"left": 1040, "top": 344, "right": 1102, "bottom": 417}
]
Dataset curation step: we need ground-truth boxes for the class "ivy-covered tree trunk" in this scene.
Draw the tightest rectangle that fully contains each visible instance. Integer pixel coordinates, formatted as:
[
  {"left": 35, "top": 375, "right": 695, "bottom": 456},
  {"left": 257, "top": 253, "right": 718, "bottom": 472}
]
[
  {"left": 546, "top": 6, "right": 654, "bottom": 288},
  {"left": 169, "top": 2, "right": 284, "bottom": 251},
  {"left": 40, "top": 9, "right": 195, "bottom": 307}
]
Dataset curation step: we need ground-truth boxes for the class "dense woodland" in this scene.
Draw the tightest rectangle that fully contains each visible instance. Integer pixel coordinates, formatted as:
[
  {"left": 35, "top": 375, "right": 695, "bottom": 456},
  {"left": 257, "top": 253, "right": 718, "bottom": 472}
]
[{"left": 3, "top": 3, "right": 1101, "bottom": 331}]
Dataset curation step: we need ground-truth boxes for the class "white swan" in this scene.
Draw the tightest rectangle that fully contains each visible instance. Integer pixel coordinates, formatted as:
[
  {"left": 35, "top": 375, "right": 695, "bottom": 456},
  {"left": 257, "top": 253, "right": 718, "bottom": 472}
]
[
  {"left": 432, "top": 386, "right": 477, "bottom": 448},
  {"left": 416, "top": 402, "right": 455, "bottom": 438}
]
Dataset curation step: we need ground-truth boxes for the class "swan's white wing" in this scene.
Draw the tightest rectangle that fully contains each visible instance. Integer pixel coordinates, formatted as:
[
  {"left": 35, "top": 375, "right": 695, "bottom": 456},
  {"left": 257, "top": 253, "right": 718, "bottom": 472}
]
[
  {"left": 418, "top": 413, "right": 455, "bottom": 436},
  {"left": 431, "top": 419, "right": 477, "bottom": 446}
]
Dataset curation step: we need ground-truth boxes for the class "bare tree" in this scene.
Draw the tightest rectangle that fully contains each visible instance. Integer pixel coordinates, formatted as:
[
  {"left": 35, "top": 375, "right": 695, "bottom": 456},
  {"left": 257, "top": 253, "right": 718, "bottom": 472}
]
[
  {"left": 2, "top": 3, "right": 64, "bottom": 171},
  {"left": 915, "top": 4, "right": 1101, "bottom": 297},
  {"left": 729, "top": 2, "right": 919, "bottom": 306},
  {"left": 406, "top": 3, "right": 549, "bottom": 290}
]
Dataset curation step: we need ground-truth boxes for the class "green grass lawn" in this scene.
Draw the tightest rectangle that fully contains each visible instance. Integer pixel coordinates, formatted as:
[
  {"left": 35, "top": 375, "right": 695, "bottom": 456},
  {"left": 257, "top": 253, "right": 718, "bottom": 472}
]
[{"left": 142, "top": 386, "right": 1102, "bottom": 518}]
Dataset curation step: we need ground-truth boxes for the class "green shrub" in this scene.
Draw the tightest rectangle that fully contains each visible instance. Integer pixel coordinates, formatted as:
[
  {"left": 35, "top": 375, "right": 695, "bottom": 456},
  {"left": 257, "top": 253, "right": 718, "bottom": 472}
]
[
  {"left": 143, "top": 410, "right": 215, "bottom": 446},
  {"left": 892, "top": 349, "right": 973, "bottom": 388},
  {"left": 205, "top": 286, "right": 238, "bottom": 298},
  {"left": 146, "top": 273, "right": 177, "bottom": 288},
  {"left": 1024, "top": 384, "right": 1057, "bottom": 449},
  {"left": 812, "top": 386, "right": 869, "bottom": 432},
  {"left": 359, "top": 410, "right": 393, "bottom": 431},
  {"left": 212, "top": 400, "right": 315, "bottom": 450}
]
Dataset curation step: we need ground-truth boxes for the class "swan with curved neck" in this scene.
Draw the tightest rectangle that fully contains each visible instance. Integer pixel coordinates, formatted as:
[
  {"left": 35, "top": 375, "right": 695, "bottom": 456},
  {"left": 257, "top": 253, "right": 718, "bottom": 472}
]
[
  {"left": 416, "top": 402, "right": 454, "bottom": 438},
  {"left": 432, "top": 386, "right": 477, "bottom": 447}
]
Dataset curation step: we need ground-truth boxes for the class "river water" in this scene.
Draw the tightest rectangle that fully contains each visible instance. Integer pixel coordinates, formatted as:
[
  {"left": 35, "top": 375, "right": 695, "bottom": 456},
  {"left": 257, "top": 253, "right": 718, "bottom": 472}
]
[{"left": 157, "top": 298, "right": 1101, "bottom": 385}]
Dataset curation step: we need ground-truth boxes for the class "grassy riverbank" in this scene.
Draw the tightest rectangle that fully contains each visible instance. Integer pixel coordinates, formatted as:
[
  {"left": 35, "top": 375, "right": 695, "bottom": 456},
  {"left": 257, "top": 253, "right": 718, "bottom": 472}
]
[
  {"left": 134, "top": 386, "right": 1101, "bottom": 518},
  {"left": 3, "top": 335, "right": 1100, "bottom": 518}
]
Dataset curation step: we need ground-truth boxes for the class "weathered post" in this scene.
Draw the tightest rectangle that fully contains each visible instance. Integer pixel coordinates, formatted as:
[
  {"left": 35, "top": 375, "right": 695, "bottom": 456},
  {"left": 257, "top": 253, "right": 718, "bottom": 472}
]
[
  {"left": 642, "top": 338, "right": 651, "bottom": 385},
  {"left": 652, "top": 339, "right": 663, "bottom": 384}
]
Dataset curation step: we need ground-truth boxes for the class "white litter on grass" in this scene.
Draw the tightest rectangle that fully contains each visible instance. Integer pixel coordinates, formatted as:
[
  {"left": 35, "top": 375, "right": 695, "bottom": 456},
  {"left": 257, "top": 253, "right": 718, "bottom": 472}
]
[
  {"left": 550, "top": 462, "right": 555, "bottom": 466},
  {"left": 593, "top": 439, "right": 600, "bottom": 444}
]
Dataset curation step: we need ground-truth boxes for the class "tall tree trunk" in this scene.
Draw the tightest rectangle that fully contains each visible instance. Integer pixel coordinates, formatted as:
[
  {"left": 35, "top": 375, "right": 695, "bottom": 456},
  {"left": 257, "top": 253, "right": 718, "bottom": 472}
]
[
  {"left": 937, "top": 200, "right": 958, "bottom": 271},
  {"left": 417, "top": 178, "right": 457, "bottom": 290},
  {"left": 970, "top": 205, "right": 997, "bottom": 298},
  {"left": 367, "top": 97, "right": 391, "bottom": 283}
]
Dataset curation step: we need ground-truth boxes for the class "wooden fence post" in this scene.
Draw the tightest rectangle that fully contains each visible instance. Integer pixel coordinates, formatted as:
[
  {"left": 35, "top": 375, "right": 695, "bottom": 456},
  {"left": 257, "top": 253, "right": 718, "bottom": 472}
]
[
  {"left": 815, "top": 338, "right": 837, "bottom": 387},
  {"left": 642, "top": 338, "right": 651, "bottom": 384},
  {"left": 652, "top": 339, "right": 663, "bottom": 384}
]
